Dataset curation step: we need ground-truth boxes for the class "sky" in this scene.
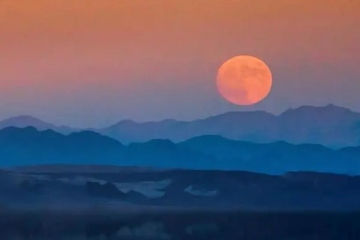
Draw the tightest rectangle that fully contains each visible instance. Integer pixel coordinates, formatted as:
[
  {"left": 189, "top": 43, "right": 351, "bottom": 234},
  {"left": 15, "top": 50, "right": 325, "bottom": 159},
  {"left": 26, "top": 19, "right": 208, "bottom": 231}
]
[{"left": 0, "top": 0, "right": 359, "bottom": 128}]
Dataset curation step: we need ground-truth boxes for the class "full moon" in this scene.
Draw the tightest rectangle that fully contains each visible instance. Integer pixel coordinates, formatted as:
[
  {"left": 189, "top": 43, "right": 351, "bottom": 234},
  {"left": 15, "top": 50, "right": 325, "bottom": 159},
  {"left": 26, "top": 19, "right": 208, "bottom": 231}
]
[{"left": 216, "top": 55, "right": 272, "bottom": 105}]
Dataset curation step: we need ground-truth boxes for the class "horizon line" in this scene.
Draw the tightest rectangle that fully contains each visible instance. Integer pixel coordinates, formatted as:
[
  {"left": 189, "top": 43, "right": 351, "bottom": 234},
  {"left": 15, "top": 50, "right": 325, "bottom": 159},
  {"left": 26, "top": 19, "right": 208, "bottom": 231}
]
[{"left": 0, "top": 103, "right": 355, "bottom": 129}]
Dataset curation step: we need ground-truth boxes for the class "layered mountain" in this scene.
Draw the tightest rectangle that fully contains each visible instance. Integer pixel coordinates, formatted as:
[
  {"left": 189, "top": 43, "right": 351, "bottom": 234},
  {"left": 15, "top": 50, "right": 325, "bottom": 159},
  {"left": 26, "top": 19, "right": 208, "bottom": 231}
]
[
  {"left": 0, "top": 127, "right": 124, "bottom": 166},
  {"left": 179, "top": 135, "right": 345, "bottom": 174},
  {"left": 2, "top": 105, "right": 360, "bottom": 147},
  {"left": 0, "top": 127, "right": 213, "bottom": 170},
  {"left": 1, "top": 127, "right": 360, "bottom": 174},
  {"left": 99, "top": 111, "right": 276, "bottom": 144},
  {"left": 99, "top": 104, "right": 360, "bottom": 147},
  {"left": 0, "top": 115, "right": 76, "bottom": 134}
]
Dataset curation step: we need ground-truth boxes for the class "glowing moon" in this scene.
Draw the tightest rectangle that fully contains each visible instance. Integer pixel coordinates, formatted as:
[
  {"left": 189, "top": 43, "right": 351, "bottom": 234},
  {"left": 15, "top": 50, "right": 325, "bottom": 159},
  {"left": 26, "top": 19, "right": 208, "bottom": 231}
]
[{"left": 217, "top": 55, "right": 272, "bottom": 105}]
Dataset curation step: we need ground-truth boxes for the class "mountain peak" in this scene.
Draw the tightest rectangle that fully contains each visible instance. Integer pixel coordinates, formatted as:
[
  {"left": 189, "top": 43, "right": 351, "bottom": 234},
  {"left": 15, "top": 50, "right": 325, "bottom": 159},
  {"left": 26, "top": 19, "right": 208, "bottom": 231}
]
[
  {"left": 0, "top": 115, "right": 78, "bottom": 134},
  {"left": 1, "top": 115, "right": 50, "bottom": 124},
  {"left": 0, "top": 115, "right": 55, "bottom": 130},
  {"left": 282, "top": 104, "right": 355, "bottom": 115}
]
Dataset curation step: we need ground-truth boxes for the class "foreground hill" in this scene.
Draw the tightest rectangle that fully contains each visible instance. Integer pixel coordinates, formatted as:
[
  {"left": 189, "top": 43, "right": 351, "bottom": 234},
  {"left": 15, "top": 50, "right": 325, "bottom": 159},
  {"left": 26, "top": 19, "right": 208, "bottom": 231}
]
[
  {"left": 1, "top": 127, "right": 360, "bottom": 174},
  {"left": 2, "top": 166, "right": 360, "bottom": 211}
]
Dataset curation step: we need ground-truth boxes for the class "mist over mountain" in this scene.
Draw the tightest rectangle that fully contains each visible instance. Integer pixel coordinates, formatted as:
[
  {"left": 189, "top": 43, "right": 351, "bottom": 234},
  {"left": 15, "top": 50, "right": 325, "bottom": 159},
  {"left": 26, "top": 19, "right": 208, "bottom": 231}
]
[
  {"left": 0, "top": 115, "right": 77, "bottom": 134},
  {"left": 99, "top": 104, "right": 360, "bottom": 147},
  {"left": 1, "top": 127, "right": 360, "bottom": 175},
  {"left": 2, "top": 105, "right": 359, "bottom": 147}
]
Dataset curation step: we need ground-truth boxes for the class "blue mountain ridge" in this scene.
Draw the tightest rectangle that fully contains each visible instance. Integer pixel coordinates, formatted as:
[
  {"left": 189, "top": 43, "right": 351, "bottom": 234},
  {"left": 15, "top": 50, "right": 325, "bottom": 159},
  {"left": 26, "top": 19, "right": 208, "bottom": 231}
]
[
  {"left": 2, "top": 104, "right": 360, "bottom": 147},
  {"left": 0, "top": 127, "right": 360, "bottom": 175}
]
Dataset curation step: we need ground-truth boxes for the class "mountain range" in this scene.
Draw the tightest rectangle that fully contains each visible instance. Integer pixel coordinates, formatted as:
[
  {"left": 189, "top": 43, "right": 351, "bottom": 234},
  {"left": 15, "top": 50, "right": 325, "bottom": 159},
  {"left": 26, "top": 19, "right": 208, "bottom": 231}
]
[
  {"left": 1, "top": 127, "right": 360, "bottom": 174},
  {"left": 0, "top": 115, "right": 77, "bottom": 134},
  {"left": 1, "top": 104, "right": 360, "bottom": 147}
]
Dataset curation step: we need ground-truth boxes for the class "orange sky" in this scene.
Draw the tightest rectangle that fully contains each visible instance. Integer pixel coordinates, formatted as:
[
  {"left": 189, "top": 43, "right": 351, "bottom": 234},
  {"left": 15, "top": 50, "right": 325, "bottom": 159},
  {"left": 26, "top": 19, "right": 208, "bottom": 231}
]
[{"left": 0, "top": 0, "right": 359, "bottom": 127}]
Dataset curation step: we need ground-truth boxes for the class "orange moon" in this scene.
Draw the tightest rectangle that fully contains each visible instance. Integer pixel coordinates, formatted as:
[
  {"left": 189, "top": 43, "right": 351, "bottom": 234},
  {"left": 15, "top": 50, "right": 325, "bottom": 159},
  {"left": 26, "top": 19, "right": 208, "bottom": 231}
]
[{"left": 216, "top": 55, "right": 272, "bottom": 105}]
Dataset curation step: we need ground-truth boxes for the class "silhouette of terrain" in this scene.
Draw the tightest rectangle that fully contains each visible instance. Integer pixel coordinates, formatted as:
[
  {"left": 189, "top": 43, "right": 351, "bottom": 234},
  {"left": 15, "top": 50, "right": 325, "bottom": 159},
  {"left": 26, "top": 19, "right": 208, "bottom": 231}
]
[
  {"left": 1, "top": 105, "right": 360, "bottom": 239},
  {"left": 2, "top": 167, "right": 360, "bottom": 211},
  {"left": 1, "top": 127, "right": 360, "bottom": 174},
  {"left": 99, "top": 104, "right": 360, "bottom": 147},
  {"left": 0, "top": 115, "right": 76, "bottom": 134},
  {"left": 2, "top": 105, "right": 360, "bottom": 147}
]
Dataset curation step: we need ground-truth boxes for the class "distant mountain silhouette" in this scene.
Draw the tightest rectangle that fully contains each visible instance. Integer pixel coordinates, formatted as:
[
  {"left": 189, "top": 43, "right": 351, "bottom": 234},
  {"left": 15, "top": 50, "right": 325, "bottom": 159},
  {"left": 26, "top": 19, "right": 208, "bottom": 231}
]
[
  {"left": 0, "top": 115, "right": 77, "bottom": 134},
  {"left": 276, "top": 104, "right": 360, "bottom": 146},
  {"left": 1, "top": 127, "right": 360, "bottom": 174},
  {"left": 99, "top": 111, "right": 275, "bottom": 144},
  {"left": 99, "top": 104, "right": 360, "bottom": 147},
  {"left": 3, "top": 105, "right": 360, "bottom": 147}
]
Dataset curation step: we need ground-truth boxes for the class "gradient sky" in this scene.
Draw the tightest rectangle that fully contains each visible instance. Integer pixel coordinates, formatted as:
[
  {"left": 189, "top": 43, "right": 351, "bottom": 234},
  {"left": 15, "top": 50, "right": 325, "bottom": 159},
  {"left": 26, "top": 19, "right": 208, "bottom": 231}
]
[{"left": 0, "top": 0, "right": 359, "bottom": 127}]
